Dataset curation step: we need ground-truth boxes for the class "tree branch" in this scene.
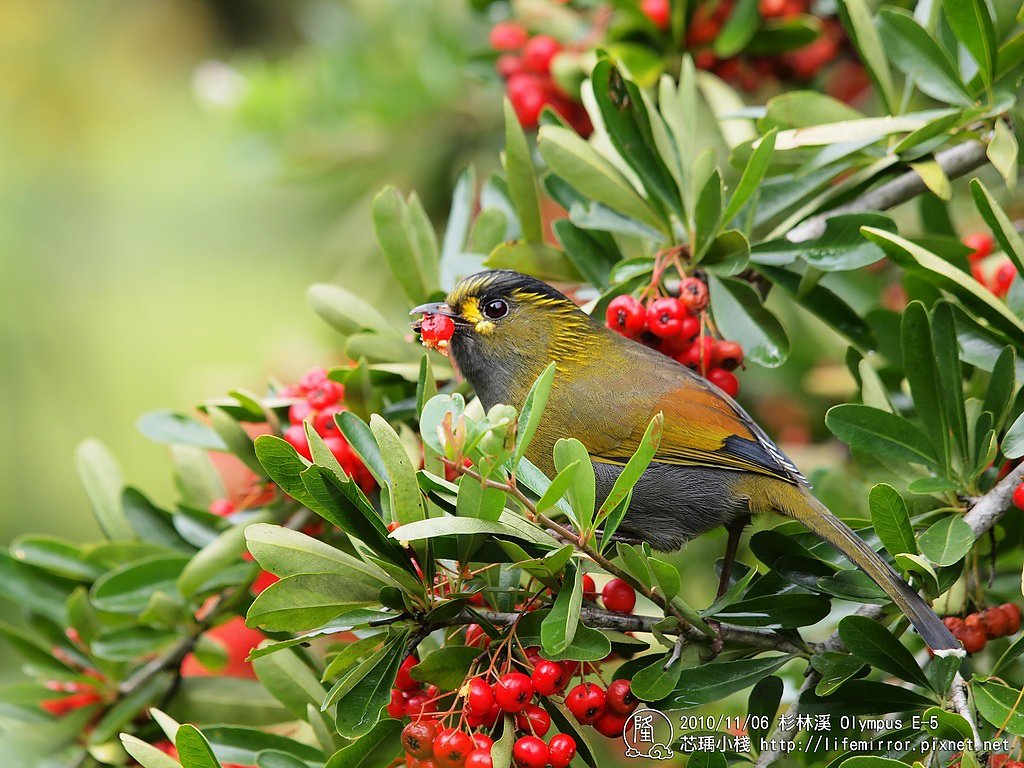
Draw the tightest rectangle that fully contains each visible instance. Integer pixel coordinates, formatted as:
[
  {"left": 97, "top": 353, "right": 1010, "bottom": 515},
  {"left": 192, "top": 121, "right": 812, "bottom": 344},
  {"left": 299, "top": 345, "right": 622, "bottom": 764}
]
[
  {"left": 963, "top": 463, "right": 1024, "bottom": 537},
  {"left": 786, "top": 140, "right": 989, "bottom": 243}
]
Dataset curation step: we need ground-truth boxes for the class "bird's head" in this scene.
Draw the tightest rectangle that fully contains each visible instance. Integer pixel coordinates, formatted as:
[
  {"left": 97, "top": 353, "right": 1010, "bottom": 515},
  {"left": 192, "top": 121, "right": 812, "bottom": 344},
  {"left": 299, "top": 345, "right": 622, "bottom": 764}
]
[{"left": 410, "top": 270, "right": 598, "bottom": 403}]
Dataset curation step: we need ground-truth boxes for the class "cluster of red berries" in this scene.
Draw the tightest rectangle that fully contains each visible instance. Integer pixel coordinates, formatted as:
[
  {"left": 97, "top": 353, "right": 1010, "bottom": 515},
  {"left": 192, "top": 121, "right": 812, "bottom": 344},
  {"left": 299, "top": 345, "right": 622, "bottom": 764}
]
[
  {"left": 605, "top": 279, "right": 743, "bottom": 397},
  {"left": 990, "top": 754, "right": 1024, "bottom": 768},
  {"left": 278, "top": 367, "right": 375, "bottom": 492},
  {"left": 687, "top": 0, "right": 865, "bottom": 101},
  {"left": 41, "top": 678, "right": 102, "bottom": 716},
  {"left": 942, "top": 603, "right": 1021, "bottom": 654},
  {"left": 489, "top": 22, "right": 591, "bottom": 135},
  {"left": 393, "top": 654, "right": 639, "bottom": 768},
  {"left": 966, "top": 232, "right": 1018, "bottom": 299}
]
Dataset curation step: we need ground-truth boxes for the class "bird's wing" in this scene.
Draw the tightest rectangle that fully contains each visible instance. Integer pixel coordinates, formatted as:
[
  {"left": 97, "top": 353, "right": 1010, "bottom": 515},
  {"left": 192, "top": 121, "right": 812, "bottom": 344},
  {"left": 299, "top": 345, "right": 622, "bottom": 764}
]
[{"left": 587, "top": 365, "right": 805, "bottom": 485}]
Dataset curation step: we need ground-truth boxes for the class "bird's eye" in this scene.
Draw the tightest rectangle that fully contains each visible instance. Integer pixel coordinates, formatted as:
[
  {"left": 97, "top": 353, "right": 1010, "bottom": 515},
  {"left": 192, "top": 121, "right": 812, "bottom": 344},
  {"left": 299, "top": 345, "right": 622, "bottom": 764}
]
[{"left": 483, "top": 298, "right": 509, "bottom": 320}]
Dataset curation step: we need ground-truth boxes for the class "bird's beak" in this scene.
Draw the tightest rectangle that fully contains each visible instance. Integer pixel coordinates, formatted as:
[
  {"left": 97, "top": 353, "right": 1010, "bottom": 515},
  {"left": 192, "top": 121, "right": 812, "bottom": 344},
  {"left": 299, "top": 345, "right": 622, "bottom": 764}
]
[
  {"left": 410, "top": 302, "right": 456, "bottom": 318},
  {"left": 409, "top": 302, "right": 467, "bottom": 333}
]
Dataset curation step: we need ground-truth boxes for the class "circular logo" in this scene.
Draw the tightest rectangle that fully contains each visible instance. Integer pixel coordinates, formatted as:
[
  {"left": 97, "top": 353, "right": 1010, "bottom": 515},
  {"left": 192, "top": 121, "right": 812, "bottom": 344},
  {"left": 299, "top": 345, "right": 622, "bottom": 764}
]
[{"left": 623, "top": 707, "right": 675, "bottom": 759}]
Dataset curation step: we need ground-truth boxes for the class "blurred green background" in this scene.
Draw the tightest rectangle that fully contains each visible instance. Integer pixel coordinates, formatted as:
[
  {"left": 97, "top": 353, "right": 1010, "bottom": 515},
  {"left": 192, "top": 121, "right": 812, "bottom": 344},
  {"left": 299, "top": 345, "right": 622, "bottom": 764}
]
[{"left": 0, "top": 0, "right": 502, "bottom": 543}]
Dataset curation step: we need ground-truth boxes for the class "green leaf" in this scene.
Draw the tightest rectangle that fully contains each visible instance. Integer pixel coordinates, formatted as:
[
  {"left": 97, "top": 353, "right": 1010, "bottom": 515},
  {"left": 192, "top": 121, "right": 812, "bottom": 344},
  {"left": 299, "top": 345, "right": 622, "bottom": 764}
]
[
  {"left": 590, "top": 60, "right": 679, "bottom": 220},
  {"left": 166, "top": 678, "right": 292, "bottom": 726},
  {"left": 137, "top": 410, "right": 226, "bottom": 450},
  {"left": 825, "top": 404, "right": 939, "bottom": 469},
  {"left": 630, "top": 652, "right": 685, "bottom": 701},
  {"left": 901, "top": 301, "right": 950, "bottom": 470},
  {"left": 76, "top": 439, "right": 133, "bottom": 540},
  {"left": 247, "top": 573, "right": 381, "bottom": 632},
  {"left": 660, "top": 655, "right": 793, "bottom": 708},
  {"left": 93, "top": 626, "right": 177, "bottom": 661},
  {"left": 391, "top": 515, "right": 552, "bottom": 547},
  {"left": 709, "top": 275, "right": 790, "bottom": 367},
  {"left": 178, "top": 523, "right": 250, "bottom": 599},
  {"left": 598, "top": 414, "right": 662, "bottom": 520},
  {"left": 515, "top": 363, "right": 556, "bottom": 467},
  {"left": 869, "top": 484, "right": 917, "bottom": 558},
  {"left": 245, "top": 523, "right": 388, "bottom": 588},
  {"left": 709, "top": 594, "right": 830, "bottom": 628},
  {"left": 542, "top": 566, "right": 582, "bottom": 655},
  {"left": 333, "top": 633, "right": 409, "bottom": 739},
  {"left": 918, "top": 516, "right": 974, "bottom": 567},
  {"left": 307, "top": 283, "right": 396, "bottom": 338},
  {"left": 184, "top": 725, "right": 321, "bottom": 766},
  {"left": 252, "top": 646, "right": 327, "bottom": 719},
  {"left": 941, "top": 0, "right": 996, "bottom": 92},
  {"left": 175, "top": 725, "right": 221, "bottom": 768},
  {"left": 502, "top": 100, "right": 543, "bottom": 244},
  {"left": 208, "top": 407, "right": 262, "bottom": 475},
  {"left": 553, "top": 438, "right": 596, "bottom": 533},
  {"left": 877, "top": 9, "right": 974, "bottom": 105},
  {"left": 411, "top": 645, "right": 480, "bottom": 690},
  {"left": 723, "top": 130, "right": 776, "bottom": 225},
  {"left": 91, "top": 555, "right": 189, "bottom": 613},
  {"left": 373, "top": 187, "right": 429, "bottom": 304},
  {"left": 751, "top": 213, "right": 895, "bottom": 271},
  {"left": 974, "top": 679, "right": 1024, "bottom": 737},
  {"left": 747, "top": 676, "right": 784, "bottom": 754},
  {"left": 1005, "top": 412, "right": 1024, "bottom": 459},
  {"left": 931, "top": 302, "right": 969, "bottom": 471},
  {"left": 120, "top": 735, "right": 182, "bottom": 768},
  {"left": 370, "top": 415, "right": 425, "bottom": 526},
  {"left": 484, "top": 241, "right": 583, "bottom": 283},
  {"left": 838, "top": 615, "right": 930, "bottom": 689},
  {"left": 714, "top": 0, "right": 759, "bottom": 57},
  {"left": 837, "top": 0, "right": 897, "bottom": 112},
  {"left": 538, "top": 126, "right": 665, "bottom": 234},
  {"left": 324, "top": 719, "right": 402, "bottom": 768},
  {"left": 970, "top": 179, "right": 1024, "bottom": 278},
  {"left": 10, "top": 536, "right": 103, "bottom": 581}
]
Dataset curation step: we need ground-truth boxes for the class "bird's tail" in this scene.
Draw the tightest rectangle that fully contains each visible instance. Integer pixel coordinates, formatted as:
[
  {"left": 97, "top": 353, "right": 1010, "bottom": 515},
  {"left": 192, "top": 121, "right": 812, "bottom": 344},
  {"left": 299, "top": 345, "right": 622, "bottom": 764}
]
[{"left": 753, "top": 480, "right": 962, "bottom": 654}]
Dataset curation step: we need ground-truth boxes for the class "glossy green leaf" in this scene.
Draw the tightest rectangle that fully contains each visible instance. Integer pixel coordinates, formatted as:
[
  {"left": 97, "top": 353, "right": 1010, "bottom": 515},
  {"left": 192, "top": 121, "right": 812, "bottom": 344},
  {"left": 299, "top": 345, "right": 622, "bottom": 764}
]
[
  {"left": 975, "top": 680, "right": 1024, "bottom": 737},
  {"left": 325, "top": 719, "right": 402, "bottom": 768},
  {"left": 252, "top": 646, "right": 327, "bottom": 719},
  {"left": 515, "top": 363, "right": 556, "bottom": 467},
  {"left": 76, "top": 439, "right": 133, "bottom": 541},
  {"left": 553, "top": 438, "right": 596, "bottom": 533},
  {"left": 484, "top": 241, "right": 583, "bottom": 283},
  {"left": 751, "top": 213, "right": 895, "bottom": 270},
  {"left": 137, "top": 410, "right": 226, "bottom": 450},
  {"left": 877, "top": 9, "right": 973, "bottom": 105},
  {"left": 723, "top": 130, "right": 776, "bottom": 225},
  {"left": 91, "top": 555, "right": 189, "bottom": 613},
  {"left": 918, "top": 516, "right": 974, "bottom": 567},
  {"left": 825, "top": 404, "right": 939, "bottom": 469},
  {"left": 837, "top": 0, "right": 897, "bottom": 112},
  {"left": 598, "top": 413, "right": 662, "bottom": 521},
  {"left": 660, "top": 655, "right": 793, "bottom": 708},
  {"left": 373, "top": 187, "right": 429, "bottom": 304},
  {"left": 175, "top": 724, "right": 221, "bottom": 768},
  {"left": 869, "top": 484, "right": 917, "bottom": 558},
  {"left": 502, "top": 100, "right": 543, "bottom": 243},
  {"left": 970, "top": 179, "right": 1024, "bottom": 277},
  {"left": 709, "top": 275, "right": 790, "bottom": 367},
  {"left": 941, "top": 0, "right": 996, "bottom": 92},
  {"left": 307, "top": 283, "right": 396, "bottom": 338},
  {"left": 838, "top": 615, "right": 930, "bottom": 688},
  {"left": 120, "top": 735, "right": 182, "bottom": 768},
  {"left": 247, "top": 573, "right": 381, "bottom": 632},
  {"left": 631, "top": 651, "right": 685, "bottom": 701},
  {"left": 542, "top": 566, "right": 582, "bottom": 655}
]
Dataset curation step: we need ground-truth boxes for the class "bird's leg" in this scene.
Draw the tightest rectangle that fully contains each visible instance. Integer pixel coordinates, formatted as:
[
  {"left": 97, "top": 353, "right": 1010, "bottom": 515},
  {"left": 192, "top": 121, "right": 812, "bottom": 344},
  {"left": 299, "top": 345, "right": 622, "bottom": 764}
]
[{"left": 717, "top": 515, "right": 750, "bottom": 599}]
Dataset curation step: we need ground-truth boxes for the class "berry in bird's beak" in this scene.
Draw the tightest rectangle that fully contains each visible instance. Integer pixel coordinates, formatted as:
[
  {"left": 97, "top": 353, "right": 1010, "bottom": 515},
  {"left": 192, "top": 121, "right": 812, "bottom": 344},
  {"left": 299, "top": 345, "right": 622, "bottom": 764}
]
[{"left": 418, "top": 314, "right": 455, "bottom": 353}]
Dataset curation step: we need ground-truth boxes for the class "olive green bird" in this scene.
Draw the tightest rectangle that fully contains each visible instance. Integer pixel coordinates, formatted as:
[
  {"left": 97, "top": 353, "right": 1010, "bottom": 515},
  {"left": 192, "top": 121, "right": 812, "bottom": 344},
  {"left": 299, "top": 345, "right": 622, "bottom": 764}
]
[{"left": 412, "top": 269, "right": 959, "bottom": 652}]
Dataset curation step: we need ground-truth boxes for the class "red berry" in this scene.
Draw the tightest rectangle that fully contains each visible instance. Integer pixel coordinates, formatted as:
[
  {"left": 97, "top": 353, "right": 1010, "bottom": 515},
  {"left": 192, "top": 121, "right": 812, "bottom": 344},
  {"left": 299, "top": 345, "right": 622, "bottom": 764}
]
[
  {"left": 507, "top": 74, "right": 547, "bottom": 129},
  {"left": 490, "top": 22, "right": 529, "bottom": 51},
  {"left": 994, "top": 261, "right": 1017, "bottom": 297},
  {"left": 314, "top": 403, "right": 346, "bottom": 436},
  {"left": 1013, "top": 483, "right": 1024, "bottom": 511},
  {"left": 582, "top": 574, "right": 597, "bottom": 600},
  {"left": 405, "top": 692, "right": 431, "bottom": 718},
  {"left": 515, "top": 703, "right": 552, "bottom": 737},
  {"left": 641, "top": 0, "right": 670, "bottom": 29},
  {"left": 283, "top": 424, "right": 312, "bottom": 460},
  {"left": 209, "top": 498, "right": 236, "bottom": 517},
  {"left": 471, "top": 734, "right": 494, "bottom": 751},
  {"left": 605, "top": 678, "right": 639, "bottom": 716},
  {"left": 981, "top": 606, "right": 1012, "bottom": 639},
  {"left": 758, "top": 0, "right": 788, "bottom": 16},
  {"left": 494, "top": 672, "right": 534, "bottom": 712},
  {"left": 465, "top": 678, "right": 495, "bottom": 716},
  {"left": 601, "top": 578, "right": 636, "bottom": 614},
  {"left": 605, "top": 295, "right": 647, "bottom": 337},
  {"left": 522, "top": 36, "right": 561, "bottom": 74},
  {"left": 40, "top": 691, "right": 101, "bottom": 716},
  {"left": 646, "top": 298, "right": 685, "bottom": 338},
  {"left": 512, "top": 736, "right": 549, "bottom": 768},
  {"left": 307, "top": 379, "right": 344, "bottom": 410},
  {"left": 465, "top": 624, "right": 490, "bottom": 648},
  {"left": 707, "top": 367, "right": 740, "bottom": 397},
  {"left": 465, "top": 750, "right": 493, "bottom": 768},
  {"left": 593, "top": 710, "right": 629, "bottom": 738},
  {"left": 679, "top": 315, "right": 701, "bottom": 342},
  {"left": 298, "top": 367, "right": 328, "bottom": 391},
  {"left": 496, "top": 54, "right": 524, "bottom": 80},
  {"left": 403, "top": 721, "right": 440, "bottom": 759},
  {"left": 387, "top": 688, "right": 406, "bottom": 718},
  {"left": 678, "top": 277, "right": 709, "bottom": 312},
  {"left": 547, "top": 734, "right": 577, "bottom": 768},
  {"left": 942, "top": 616, "right": 965, "bottom": 633},
  {"left": 1001, "top": 603, "right": 1021, "bottom": 634},
  {"left": 687, "top": 7, "right": 719, "bottom": 45},
  {"left": 433, "top": 729, "right": 474, "bottom": 768},
  {"left": 288, "top": 399, "right": 315, "bottom": 425},
  {"left": 713, "top": 340, "right": 744, "bottom": 371},
  {"left": 565, "top": 683, "right": 606, "bottom": 724},
  {"left": 396, "top": 655, "right": 421, "bottom": 693},
  {"left": 964, "top": 232, "right": 994, "bottom": 262},
  {"left": 953, "top": 624, "right": 986, "bottom": 654},
  {"left": 531, "top": 661, "right": 569, "bottom": 696},
  {"left": 990, "top": 755, "right": 1010, "bottom": 768},
  {"left": 421, "top": 314, "right": 455, "bottom": 345}
]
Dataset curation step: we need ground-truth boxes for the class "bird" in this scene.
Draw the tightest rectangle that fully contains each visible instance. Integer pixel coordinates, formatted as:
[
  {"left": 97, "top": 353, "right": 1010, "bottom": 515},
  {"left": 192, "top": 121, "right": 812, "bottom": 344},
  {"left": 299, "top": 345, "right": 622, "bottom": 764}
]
[{"left": 411, "top": 269, "right": 959, "bottom": 653}]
